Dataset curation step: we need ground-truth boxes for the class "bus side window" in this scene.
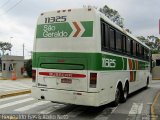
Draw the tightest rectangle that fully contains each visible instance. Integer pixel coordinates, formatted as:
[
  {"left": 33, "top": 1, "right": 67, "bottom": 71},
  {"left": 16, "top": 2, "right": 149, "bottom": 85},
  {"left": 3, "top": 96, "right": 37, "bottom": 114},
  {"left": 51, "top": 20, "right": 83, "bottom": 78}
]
[
  {"left": 109, "top": 28, "right": 116, "bottom": 50},
  {"left": 116, "top": 31, "right": 122, "bottom": 52},
  {"left": 126, "top": 37, "right": 131, "bottom": 55},
  {"left": 101, "top": 22, "right": 105, "bottom": 49},
  {"left": 101, "top": 22, "right": 109, "bottom": 50},
  {"left": 141, "top": 46, "right": 144, "bottom": 59},
  {"left": 132, "top": 40, "right": 136, "bottom": 56},
  {"left": 136, "top": 43, "right": 140, "bottom": 57},
  {"left": 144, "top": 48, "right": 149, "bottom": 61},
  {"left": 122, "top": 35, "right": 126, "bottom": 53},
  {"left": 104, "top": 24, "right": 109, "bottom": 48}
]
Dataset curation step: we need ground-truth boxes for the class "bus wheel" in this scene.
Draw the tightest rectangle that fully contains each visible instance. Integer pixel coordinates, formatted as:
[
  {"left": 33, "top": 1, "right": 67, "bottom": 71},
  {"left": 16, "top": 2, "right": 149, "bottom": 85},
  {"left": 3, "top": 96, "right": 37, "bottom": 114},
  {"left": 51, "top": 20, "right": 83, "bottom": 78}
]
[
  {"left": 122, "top": 83, "right": 129, "bottom": 102},
  {"left": 113, "top": 87, "right": 121, "bottom": 106}
]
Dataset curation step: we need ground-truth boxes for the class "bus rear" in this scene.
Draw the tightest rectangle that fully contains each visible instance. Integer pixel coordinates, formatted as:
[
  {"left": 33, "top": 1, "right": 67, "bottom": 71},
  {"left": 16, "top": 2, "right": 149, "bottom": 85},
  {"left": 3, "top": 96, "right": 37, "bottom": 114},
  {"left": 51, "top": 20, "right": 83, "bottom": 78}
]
[{"left": 32, "top": 8, "right": 102, "bottom": 106}]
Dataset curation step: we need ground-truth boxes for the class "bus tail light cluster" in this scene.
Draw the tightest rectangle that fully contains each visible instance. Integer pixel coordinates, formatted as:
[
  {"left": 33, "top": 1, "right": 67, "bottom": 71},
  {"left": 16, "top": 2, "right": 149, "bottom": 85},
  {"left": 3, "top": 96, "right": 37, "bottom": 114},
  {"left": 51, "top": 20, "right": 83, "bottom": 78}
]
[
  {"left": 90, "top": 73, "right": 97, "bottom": 88},
  {"left": 32, "top": 70, "right": 36, "bottom": 82}
]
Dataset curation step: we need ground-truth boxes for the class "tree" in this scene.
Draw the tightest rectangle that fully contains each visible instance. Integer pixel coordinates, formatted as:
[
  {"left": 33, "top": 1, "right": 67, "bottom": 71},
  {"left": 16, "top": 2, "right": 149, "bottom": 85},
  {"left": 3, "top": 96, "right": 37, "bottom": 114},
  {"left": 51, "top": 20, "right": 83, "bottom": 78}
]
[
  {"left": 25, "top": 59, "right": 32, "bottom": 77},
  {"left": 137, "top": 36, "right": 160, "bottom": 54},
  {"left": 137, "top": 36, "right": 147, "bottom": 43},
  {"left": 99, "top": 5, "right": 124, "bottom": 27},
  {"left": 0, "top": 42, "right": 12, "bottom": 56}
]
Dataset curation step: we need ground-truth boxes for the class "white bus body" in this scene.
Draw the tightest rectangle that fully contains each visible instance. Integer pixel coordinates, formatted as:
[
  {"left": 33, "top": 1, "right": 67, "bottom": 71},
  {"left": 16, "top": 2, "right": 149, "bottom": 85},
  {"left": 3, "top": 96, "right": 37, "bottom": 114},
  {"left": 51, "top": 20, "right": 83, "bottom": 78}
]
[{"left": 32, "top": 8, "right": 151, "bottom": 106}]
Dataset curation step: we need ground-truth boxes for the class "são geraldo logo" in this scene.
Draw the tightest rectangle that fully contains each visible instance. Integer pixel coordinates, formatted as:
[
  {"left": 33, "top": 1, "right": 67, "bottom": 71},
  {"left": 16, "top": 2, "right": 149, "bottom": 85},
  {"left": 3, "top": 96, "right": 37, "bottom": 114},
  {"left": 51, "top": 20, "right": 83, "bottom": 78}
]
[{"left": 43, "top": 25, "right": 68, "bottom": 38}]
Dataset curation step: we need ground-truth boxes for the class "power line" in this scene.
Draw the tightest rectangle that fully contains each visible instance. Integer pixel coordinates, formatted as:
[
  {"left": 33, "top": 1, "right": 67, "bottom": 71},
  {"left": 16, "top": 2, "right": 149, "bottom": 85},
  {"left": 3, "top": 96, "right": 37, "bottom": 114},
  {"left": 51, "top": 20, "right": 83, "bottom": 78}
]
[
  {"left": 0, "top": 0, "right": 24, "bottom": 16},
  {"left": 5, "top": 0, "right": 23, "bottom": 14},
  {"left": 0, "top": 0, "right": 10, "bottom": 9}
]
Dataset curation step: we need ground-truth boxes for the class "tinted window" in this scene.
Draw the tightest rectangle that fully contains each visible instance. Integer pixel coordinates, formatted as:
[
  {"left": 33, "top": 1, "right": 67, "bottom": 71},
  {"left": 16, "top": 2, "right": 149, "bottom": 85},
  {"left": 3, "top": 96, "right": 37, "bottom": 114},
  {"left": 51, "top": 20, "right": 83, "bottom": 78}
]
[
  {"left": 132, "top": 40, "right": 136, "bottom": 56},
  {"left": 109, "top": 28, "right": 115, "bottom": 50},
  {"left": 126, "top": 38, "right": 131, "bottom": 54},
  {"left": 142, "top": 46, "right": 144, "bottom": 58},
  {"left": 100, "top": 20, "right": 150, "bottom": 61},
  {"left": 104, "top": 25, "right": 109, "bottom": 48},
  {"left": 101, "top": 22, "right": 109, "bottom": 49},
  {"left": 144, "top": 48, "right": 149, "bottom": 60},
  {"left": 122, "top": 35, "right": 126, "bottom": 53},
  {"left": 101, "top": 22, "right": 105, "bottom": 48},
  {"left": 116, "top": 31, "right": 122, "bottom": 51},
  {"left": 136, "top": 43, "right": 140, "bottom": 56}
]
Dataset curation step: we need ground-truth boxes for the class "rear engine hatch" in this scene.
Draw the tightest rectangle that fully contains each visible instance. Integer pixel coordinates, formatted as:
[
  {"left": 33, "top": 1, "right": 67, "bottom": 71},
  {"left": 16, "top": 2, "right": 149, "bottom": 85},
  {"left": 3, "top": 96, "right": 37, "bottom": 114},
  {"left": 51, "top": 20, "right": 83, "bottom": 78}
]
[{"left": 37, "top": 57, "right": 88, "bottom": 91}]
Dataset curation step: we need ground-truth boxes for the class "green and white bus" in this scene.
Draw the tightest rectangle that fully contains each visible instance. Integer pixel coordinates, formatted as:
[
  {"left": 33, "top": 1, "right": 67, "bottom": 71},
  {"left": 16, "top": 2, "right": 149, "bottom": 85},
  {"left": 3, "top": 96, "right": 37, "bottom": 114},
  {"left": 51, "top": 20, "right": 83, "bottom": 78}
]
[{"left": 32, "top": 8, "right": 151, "bottom": 107}]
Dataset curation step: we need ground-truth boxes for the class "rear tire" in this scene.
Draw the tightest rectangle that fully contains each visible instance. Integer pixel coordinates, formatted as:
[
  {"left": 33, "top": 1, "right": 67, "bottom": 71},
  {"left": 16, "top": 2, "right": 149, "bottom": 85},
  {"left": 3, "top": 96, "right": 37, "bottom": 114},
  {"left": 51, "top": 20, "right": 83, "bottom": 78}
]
[
  {"left": 121, "top": 83, "right": 129, "bottom": 102},
  {"left": 113, "top": 87, "right": 121, "bottom": 106},
  {"left": 145, "top": 77, "right": 149, "bottom": 88}
]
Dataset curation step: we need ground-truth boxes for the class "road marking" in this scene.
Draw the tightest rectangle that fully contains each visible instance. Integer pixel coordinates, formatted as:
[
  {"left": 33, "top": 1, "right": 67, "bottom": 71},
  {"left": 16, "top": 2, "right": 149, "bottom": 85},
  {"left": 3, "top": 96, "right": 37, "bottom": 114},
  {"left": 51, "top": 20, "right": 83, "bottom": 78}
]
[
  {"left": 94, "top": 107, "right": 117, "bottom": 120},
  {"left": 66, "top": 106, "right": 84, "bottom": 118},
  {"left": 0, "top": 94, "right": 30, "bottom": 102},
  {"left": 0, "top": 98, "right": 34, "bottom": 109},
  {"left": 15, "top": 101, "right": 50, "bottom": 112},
  {"left": 129, "top": 103, "right": 143, "bottom": 115},
  {"left": 0, "top": 83, "right": 30, "bottom": 89},
  {"left": 39, "top": 106, "right": 57, "bottom": 114},
  {"left": 39, "top": 103, "right": 65, "bottom": 114},
  {"left": 0, "top": 88, "right": 28, "bottom": 92},
  {"left": 111, "top": 106, "right": 117, "bottom": 114},
  {"left": 151, "top": 91, "right": 160, "bottom": 120},
  {"left": 0, "top": 83, "right": 30, "bottom": 92}
]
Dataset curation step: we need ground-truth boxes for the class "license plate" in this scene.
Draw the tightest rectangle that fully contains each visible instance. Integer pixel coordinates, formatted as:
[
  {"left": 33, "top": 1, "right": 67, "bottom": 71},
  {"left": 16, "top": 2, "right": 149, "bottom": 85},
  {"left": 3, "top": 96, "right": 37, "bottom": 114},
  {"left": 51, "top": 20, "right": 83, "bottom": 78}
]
[{"left": 61, "top": 78, "right": 72, "bottom": 84}]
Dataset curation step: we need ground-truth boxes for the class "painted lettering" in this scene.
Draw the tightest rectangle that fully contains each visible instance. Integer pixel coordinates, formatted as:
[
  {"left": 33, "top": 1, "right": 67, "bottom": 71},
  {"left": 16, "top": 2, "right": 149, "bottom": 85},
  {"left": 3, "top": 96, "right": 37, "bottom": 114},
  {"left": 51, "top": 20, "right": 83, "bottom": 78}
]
[{"left": 102, "top": 58, "right": 116, "bottom": 68}]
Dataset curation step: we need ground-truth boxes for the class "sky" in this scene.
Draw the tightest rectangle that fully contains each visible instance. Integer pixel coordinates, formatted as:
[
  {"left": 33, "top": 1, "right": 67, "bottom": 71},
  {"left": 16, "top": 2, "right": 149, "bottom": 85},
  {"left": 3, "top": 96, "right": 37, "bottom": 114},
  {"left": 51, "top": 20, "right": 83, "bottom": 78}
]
[{"left": 0, "top": 0, "right": 159, "bottom": 59}]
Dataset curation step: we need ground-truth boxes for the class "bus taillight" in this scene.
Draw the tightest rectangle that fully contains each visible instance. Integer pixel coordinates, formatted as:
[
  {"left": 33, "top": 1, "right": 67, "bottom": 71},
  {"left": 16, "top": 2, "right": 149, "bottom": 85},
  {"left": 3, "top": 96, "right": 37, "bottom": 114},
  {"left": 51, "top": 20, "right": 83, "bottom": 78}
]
[
  {"left": 32, "top": 70, "right": 36, "bottom": 82},
  {"left": 90, "top": 73, "right": 97, "bottom": 88}
]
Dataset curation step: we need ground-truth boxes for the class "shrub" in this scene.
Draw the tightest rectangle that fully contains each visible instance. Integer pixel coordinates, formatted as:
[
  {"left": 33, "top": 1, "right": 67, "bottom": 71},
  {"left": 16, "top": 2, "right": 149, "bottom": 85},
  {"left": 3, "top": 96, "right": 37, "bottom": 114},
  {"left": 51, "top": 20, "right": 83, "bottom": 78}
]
[{"left": 25, "top": 59, "right": 32, "bottom": 77}]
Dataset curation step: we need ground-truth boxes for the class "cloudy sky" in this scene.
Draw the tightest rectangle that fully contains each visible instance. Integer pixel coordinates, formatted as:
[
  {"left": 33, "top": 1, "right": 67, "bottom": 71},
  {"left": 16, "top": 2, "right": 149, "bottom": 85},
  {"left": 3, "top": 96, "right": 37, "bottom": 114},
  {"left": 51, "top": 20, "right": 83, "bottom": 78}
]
[{"left": 0, "top": 0, "right": 159, "bottom": 58}]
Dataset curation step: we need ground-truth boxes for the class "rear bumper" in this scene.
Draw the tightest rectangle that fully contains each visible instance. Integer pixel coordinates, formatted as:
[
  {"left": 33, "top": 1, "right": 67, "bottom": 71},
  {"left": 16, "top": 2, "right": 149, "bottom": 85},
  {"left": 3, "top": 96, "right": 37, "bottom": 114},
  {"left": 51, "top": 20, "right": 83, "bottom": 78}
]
[{"left": 31, "top": 87, "right": 100, "bottom": 106}]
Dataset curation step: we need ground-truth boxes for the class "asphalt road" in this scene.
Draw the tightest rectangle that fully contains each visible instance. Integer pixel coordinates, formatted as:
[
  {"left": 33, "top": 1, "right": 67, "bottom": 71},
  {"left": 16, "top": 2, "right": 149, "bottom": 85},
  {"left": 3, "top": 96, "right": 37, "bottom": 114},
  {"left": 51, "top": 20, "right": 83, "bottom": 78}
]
[{"left": 0, "top": 82, "right": 160, "bottom": 120}]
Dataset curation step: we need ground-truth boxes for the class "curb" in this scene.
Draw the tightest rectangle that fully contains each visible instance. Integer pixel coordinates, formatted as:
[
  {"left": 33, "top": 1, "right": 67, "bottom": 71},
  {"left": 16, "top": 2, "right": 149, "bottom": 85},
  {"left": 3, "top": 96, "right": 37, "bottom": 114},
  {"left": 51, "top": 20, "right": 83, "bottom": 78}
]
[
  {"left": 152, "top": 78, "right": 160, "bottom": 80},
  {"left": 150, "top": 91, "right": 160, "bottom": 120},
  {"left": 0, "top": 78, "right": 8, "bottom": 80},
  {"left": 0, "top": 89, "right": 31, "bottom": 99},
  {"left": 0, "top": 78, "right": 32, "bottom": 80}
]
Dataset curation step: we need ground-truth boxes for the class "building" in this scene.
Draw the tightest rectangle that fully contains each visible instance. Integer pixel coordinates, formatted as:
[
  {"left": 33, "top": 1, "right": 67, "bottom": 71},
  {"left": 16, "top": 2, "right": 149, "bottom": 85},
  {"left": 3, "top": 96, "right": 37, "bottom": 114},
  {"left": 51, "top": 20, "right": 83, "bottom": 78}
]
[
  {"left": 152, "top": 54, "right": 160, "bottom": 80},
  {"left": 1, "top": 55, "right": 24, "bottom": 79},
  {"left": 0, "top": 57, "right": 2, "bottom": 71}
]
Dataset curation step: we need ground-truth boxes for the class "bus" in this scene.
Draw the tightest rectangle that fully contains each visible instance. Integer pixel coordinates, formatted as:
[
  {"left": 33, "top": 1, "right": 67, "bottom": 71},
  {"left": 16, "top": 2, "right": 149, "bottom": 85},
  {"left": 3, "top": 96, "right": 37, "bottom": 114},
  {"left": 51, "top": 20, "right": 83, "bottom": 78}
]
[{"left": 32, "top": 7, "right": 151, "bottom": 107}]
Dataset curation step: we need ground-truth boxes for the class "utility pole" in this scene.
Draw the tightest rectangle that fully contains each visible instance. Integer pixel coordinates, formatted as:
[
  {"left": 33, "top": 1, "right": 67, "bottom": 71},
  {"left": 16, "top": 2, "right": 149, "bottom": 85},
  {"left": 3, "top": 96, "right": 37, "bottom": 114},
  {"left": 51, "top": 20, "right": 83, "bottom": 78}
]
[
  {"left": 10, "top": 37, "right": 13, "bottom": 55},
  {"left": 23, "top": 43, "right": 24, "bottom": 57}
]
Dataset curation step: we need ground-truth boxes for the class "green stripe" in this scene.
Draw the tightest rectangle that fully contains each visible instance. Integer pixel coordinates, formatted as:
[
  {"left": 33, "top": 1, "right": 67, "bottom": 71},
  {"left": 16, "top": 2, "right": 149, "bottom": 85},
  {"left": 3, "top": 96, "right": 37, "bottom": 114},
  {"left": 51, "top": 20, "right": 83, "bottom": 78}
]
[
  {"left": 81, "top": 21, "right": 93, "bottom": 37},
  {"left": 123, "top": 58, "right": 127, "bottom": 70},
  {"left": 36, "top": 21, "right": 93, "bottom": 38},
  {"left": 32, "top": 52, "right": 149, "bottom": 71}
]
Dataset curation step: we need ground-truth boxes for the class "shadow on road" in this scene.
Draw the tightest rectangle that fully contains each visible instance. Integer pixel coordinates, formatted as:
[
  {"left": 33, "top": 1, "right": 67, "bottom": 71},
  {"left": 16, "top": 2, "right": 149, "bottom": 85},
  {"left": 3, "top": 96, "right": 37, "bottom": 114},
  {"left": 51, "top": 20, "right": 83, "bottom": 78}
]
[
  {"left": 128, "top": 86, "right": 151, "bottom": 99},
  {"left": 49, "top": 87, "right": 151, "bottom": 120}
]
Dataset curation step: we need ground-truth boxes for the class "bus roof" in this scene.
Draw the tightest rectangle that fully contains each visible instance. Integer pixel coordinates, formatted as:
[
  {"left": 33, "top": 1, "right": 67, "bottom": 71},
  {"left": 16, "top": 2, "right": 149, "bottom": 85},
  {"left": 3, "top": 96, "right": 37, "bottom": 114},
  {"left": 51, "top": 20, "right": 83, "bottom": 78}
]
[{"left": 39, "top": 7, "right": 150, "bottom": 50}]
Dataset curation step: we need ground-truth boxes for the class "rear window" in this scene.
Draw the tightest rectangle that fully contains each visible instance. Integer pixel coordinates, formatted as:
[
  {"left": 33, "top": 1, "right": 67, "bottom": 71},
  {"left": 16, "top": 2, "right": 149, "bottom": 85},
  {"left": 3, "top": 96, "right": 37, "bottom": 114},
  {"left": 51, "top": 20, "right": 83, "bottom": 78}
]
[{"left": 40, "top": 63, "right": 85, "bottom": 70}]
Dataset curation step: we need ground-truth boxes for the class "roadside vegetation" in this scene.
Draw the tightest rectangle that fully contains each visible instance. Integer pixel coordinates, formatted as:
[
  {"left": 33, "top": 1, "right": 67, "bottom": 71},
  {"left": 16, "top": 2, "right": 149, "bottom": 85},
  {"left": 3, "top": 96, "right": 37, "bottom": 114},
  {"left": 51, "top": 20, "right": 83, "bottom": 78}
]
[{"left": 25, "top": 59, "right": 32, "bottom": 78}]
